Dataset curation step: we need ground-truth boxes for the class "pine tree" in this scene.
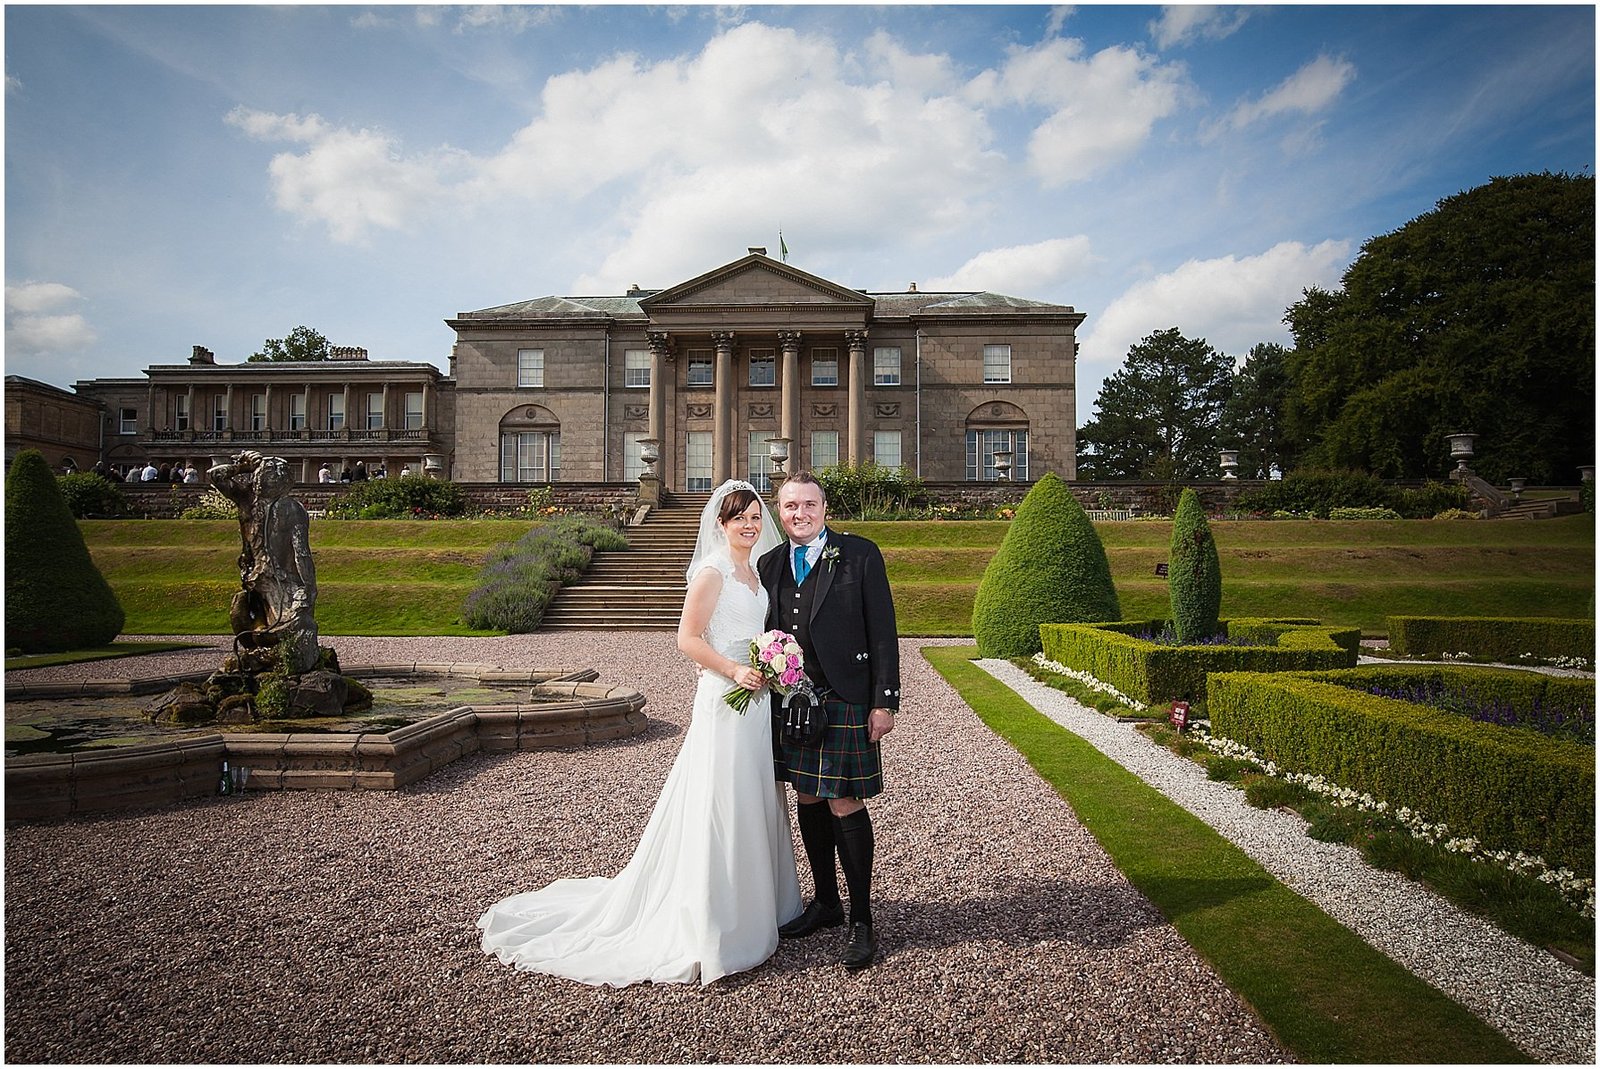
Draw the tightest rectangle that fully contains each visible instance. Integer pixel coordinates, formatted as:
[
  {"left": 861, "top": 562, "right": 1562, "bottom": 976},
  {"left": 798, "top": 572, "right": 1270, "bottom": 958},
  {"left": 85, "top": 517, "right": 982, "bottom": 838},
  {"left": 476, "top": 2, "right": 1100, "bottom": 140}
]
[
  {"left": 972, "top": 473, "right": 1121, "bottom": 657},
  {"left": 1168, "top": 488, "right": 1221, "bottom": 643},
  {"left": 5, "top": 450, "right": 125, "bottom": 652}
]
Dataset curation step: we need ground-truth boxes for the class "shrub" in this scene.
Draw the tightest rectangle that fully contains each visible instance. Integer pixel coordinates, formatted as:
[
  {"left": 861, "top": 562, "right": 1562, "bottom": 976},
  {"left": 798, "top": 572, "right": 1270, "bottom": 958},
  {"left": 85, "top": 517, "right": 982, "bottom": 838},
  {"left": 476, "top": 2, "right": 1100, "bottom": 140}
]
[
  {"left": 1207, "top": 666, "right": 1594, "bottom": 873},
  {"left": 1168, "top": 488, "right": 1221, "bottom": 643},
  {"left": 327, "top": 476, "right": 467, "bottom": 519},
  {"left": 1233, "top": 470, "right": 1468, "bottom": 518},
  {"left": 5, "top": 450, "right": 125, "bottom": 652},
  {"left": 972, "top": 472, "right": 1120, "bottom": 658},
  {"left": 815, "top": 461, "right": 928, "bottom": 519},
  {"left": 180, "top": 488, "right": 239, "bottom": 520},
  {"left": 1038, "top": 618, "right": 1358, "bottom": 704},
  {"left": 461, "top": 515, "right": 628, "bottom": 632},
  {"left": 1431, "top": 508, "right": 1479, "bottom": 520},
  {"left": 1386, "top": 615, "right": 1595, "bottom": 663},
  {"left": 57, "top": 472, "right": 128, "bottom": 518},
  {"left": 1329, "top": 506, "right": 1402, "bottom": 520}
]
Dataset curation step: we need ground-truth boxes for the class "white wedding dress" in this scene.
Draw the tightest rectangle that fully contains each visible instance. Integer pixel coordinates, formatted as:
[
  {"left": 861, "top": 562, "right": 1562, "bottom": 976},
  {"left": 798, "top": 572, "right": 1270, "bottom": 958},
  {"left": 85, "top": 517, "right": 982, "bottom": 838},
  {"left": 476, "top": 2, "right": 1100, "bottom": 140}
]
[{"left": 478, "top": 553, "right": 803, "bottom": 986}]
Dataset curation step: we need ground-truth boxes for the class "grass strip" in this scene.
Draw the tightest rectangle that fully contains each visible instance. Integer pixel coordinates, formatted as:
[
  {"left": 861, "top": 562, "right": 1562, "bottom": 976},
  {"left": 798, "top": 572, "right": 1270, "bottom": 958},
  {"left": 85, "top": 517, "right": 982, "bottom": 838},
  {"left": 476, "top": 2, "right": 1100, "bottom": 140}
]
[
  {"left": 4, "top": 641, "right": 204, "bottom": 670},
  {"left": 922, "top": 645, "right": 1530, "bottom": 1064}
]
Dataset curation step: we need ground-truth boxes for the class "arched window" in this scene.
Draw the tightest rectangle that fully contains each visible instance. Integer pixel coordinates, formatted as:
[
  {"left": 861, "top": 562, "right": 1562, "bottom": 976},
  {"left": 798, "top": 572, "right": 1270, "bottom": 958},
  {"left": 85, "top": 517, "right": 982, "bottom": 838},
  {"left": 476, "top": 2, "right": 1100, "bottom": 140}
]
[
  {"left": 965, "top": 401, "right": 1030, "bottom": 481},
  {"left": 499, "top": 404, "right": 561, "bottom": 483}
]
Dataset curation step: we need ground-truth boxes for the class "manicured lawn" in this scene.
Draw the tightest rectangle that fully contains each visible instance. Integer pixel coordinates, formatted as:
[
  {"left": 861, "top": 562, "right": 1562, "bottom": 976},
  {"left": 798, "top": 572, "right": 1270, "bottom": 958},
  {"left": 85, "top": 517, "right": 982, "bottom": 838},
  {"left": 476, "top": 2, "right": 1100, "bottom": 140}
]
[
  {"left": 4, "top": 641, "right": 204, "bottom": 670},
  {"left": 923, "top": 645, "right": 1531, "bottom": 1063}
]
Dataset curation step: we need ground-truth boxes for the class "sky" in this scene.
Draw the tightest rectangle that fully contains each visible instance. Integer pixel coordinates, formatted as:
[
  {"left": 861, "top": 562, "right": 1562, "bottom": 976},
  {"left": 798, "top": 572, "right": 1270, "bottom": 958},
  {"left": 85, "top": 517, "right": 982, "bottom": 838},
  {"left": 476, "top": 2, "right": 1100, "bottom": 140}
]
[{"left": 5, "top": 4, "right": 1594, "bottom": 428}]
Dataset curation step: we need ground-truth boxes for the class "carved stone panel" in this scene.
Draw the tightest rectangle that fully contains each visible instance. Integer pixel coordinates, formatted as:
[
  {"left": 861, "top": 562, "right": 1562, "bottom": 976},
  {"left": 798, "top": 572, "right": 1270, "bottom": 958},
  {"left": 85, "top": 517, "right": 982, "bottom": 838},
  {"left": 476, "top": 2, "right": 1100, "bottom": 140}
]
[
  {"left": 812, "top": 403, "right": 838, "bottom": 418},
  {"left": 623, "top": 404, "right": 648, "bottom": 423},
  {"left": 748, "top": 402, "right": 774, "bottom": 419},
  {"left": 876, "top": 403, "right": 900, "bottom": 419},
  {"left": 686, "top": 403, "right": 713, "bottom": 420}
]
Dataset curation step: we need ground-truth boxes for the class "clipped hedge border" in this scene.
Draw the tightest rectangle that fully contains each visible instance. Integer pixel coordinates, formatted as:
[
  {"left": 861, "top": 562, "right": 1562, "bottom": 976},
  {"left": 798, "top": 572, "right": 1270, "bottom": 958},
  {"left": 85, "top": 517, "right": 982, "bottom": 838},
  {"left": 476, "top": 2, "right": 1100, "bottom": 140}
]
[
  {"left": 1387, "top": 615, "right": 1595, "bottom": 662},
  {"left": 1038, "top": 618, "right": 1360, "bottom": 705},
  {"left": 1207, "top": 665, "right": 1595, "bottom": 874}
]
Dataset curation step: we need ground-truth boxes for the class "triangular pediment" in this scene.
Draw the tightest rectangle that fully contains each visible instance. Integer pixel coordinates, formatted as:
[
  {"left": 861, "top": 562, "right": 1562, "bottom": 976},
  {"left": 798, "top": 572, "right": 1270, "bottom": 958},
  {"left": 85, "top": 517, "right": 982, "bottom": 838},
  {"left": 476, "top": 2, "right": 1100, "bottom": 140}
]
[{"left": 640, "top": 254, "right": 873, "bottom": 312}]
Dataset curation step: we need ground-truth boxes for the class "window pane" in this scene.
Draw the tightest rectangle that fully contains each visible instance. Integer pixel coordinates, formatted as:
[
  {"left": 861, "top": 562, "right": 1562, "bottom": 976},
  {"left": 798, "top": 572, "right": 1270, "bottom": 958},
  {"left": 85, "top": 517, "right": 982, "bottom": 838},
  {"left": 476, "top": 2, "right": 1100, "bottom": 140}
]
[
  {"left": 811, "top": 349, "right": 838, "bottom": 386},
  {"left": 687, "top": 351, "right": 713, "bottom": 387},
  {"left": 873, "top": 430, "right": 902, "bottom": 469},
  {"left": 213, "top": 395, "right": 228, "bottom": 431},
  {"left": 624, "top": 349, "right": 651, "bottom": 388},
  {"left": 968, "top": 428, "right": 1028, "bottom": 480},
  {"left": 686, "top": 431, "right": 712, "bottom": 491},
  {"left": 175, "top": 396, "right": 189, "bottom": 431},
  {"left": 747, "top": 430, "right": 774, "bottom": 493},
  {"left": 748, "top": 349, "right": 775, "bottom": 387},
  {"left": 290, "top": 395, "right": 306, "bottom": 431},
  {"left": 328, "top": 394, "right": 345, "bottom": 430},
  {"left": 623, "top": 431, "right": 646, "bottom": 481},
  {"left": 367, "top": 393, "right": 384, "bottom": 430},
  {"left": 811, "top": 430, "right": 839, "bottom": 470},
  {"left": 518, "top": 349, "right": 544, "bottom": 388},
  {"left": 404, "top": 392, "right": 423, "bottom": 430},
  {"left": 873, "top": 347, "right": 901, "bottom": 386},
  {"left": 120, "top": 408, "right": 138, "bottom": 435},
  {"left": 983, "top": 344, "right": 1012, "bottom": 384}
]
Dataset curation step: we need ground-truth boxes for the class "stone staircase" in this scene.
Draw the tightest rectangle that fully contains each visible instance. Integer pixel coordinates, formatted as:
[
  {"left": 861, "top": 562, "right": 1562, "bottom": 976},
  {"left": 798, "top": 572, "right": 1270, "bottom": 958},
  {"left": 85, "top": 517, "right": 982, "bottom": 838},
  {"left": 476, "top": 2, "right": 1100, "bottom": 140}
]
[{"left": 540, "top": 492, "right": 712, "bottom": 630}]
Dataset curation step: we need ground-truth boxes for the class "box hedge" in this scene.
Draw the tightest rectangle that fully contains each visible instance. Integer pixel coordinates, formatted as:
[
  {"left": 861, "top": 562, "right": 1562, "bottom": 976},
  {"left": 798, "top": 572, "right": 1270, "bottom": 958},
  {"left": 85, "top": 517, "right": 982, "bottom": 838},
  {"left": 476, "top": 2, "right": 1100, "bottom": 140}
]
[
  {"left": 1207, "top": 665, "right": 1594, "bottom": 873},
  {"left": 1168, "top": 488, "right": 1221, "bottom": 643},
  {"left": 1386, "top": 615, "right": 1595, "bottom": 662},
  {"left": 1038, "top": 618, "right": 1359, "bottom": 704}
]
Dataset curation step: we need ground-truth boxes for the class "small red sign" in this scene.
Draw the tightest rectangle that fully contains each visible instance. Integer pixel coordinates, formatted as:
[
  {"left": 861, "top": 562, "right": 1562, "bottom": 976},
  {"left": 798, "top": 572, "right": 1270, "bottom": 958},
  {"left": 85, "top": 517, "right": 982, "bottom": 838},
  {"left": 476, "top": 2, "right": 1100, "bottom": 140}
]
[{"left": 1169, "top": 701, "right": 1190, "bottom": 732}]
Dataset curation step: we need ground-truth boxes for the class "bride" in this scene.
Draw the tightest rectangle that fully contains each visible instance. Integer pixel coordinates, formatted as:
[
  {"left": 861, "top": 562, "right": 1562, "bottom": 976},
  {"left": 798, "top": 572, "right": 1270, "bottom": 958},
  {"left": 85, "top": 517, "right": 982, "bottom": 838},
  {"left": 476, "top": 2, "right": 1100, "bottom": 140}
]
[{"left": 478, "top": 479, "right": 803, "bottom": 985}]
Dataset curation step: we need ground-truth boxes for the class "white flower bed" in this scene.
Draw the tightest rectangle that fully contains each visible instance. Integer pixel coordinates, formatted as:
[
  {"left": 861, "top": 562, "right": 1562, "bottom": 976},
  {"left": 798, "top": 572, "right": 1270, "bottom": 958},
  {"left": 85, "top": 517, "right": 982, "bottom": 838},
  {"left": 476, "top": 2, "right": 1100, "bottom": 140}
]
[{"left": 1030, "top": 652, "right": 1147, "bottom": 711}]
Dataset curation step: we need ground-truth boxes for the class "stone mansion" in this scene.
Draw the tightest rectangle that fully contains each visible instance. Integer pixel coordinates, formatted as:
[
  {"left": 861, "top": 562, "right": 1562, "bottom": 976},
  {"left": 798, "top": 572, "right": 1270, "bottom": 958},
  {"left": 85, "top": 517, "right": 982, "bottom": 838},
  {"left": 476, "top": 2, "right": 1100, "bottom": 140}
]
[{"left": 10, "top": 250, "right": 1083, "bottom": 489}]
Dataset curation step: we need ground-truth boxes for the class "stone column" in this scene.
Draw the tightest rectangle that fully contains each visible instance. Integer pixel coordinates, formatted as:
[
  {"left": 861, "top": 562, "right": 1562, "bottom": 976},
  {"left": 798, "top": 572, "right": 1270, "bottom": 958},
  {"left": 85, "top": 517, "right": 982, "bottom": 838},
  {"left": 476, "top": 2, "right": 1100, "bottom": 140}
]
[
  {"left": 647, "top": 331, "right": 672, "bottom": 486},
  {"left": 712, "top": 331, "right": 736, "bottom": 483},
  {"left": 186, "top": 385, "right": 196, "bottom": 434},
  {"left": 421, "top": 381, "right": 432, "bottom": 431},
  {"left": 224, "top": 384, "right": 235, "bottom": 433},
  {"left": 778, "top": 330, "right": 802, "bottom": 445},
  {"left": 381, "top": 383, "right": 390, "bottom": 433},
  {"left": 264, "top": 383, "right": 275, "bottom": 436},
  {"left": 341, "top": 383, "right": 352, "bottom": 434},
  {"left": 302, "top": 383, "right": 313, "bottom": 436},
  {"left": 846, "top": 330, "right": 868, "bottom": 465}
]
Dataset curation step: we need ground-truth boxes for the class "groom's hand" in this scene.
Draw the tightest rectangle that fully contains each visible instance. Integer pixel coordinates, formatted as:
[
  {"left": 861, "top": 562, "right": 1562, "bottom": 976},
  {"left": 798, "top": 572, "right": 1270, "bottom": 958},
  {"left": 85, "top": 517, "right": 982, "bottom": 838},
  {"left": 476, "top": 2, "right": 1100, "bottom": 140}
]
[{"left": 867, "top": 708, "right": 895, "bottom": 743}]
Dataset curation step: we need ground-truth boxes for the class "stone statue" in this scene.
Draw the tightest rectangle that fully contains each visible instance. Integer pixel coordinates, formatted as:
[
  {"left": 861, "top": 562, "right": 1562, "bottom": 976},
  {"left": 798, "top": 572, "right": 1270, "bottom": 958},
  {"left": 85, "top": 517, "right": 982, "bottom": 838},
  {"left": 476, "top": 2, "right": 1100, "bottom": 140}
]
[{"left": 209, "top": 450, "right": 319, "bottom": 674}]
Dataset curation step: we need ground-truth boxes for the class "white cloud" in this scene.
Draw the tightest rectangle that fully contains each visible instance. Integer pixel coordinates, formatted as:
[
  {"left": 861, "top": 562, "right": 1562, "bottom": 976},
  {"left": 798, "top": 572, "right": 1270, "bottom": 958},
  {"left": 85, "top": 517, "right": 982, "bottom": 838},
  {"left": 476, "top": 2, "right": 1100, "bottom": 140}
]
[
  {"left": 968, "top": 38, "right": 1190, "bottom": 184},
  {"left": 5, "top": 281, "right": 97, "bottom": 356},
  {"left": 1224, "top": 54, "right": 1356, "bottom": 130},
  {"left": 453, "top": 6, "right": 555, "bottom": 34},
  {"left": 1045, "top": 7, "right": 1075, "bottom": 37},
  {"left": 1078, "top": 239, "right": 1352, "bottom": 375},
  {"left": 923, "top": 237, "right": 1096, "bottom": 294},
  {"left": 1149, "top": 6, "right": 1252, "bottom": 50}
]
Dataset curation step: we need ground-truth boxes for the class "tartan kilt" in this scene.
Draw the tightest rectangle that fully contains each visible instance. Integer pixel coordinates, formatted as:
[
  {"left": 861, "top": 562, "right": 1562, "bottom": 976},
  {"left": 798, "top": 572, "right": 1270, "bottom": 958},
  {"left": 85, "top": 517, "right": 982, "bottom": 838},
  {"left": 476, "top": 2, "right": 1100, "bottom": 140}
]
[{"left": 773, "top": 699, "right": 883, "bottom": 800}]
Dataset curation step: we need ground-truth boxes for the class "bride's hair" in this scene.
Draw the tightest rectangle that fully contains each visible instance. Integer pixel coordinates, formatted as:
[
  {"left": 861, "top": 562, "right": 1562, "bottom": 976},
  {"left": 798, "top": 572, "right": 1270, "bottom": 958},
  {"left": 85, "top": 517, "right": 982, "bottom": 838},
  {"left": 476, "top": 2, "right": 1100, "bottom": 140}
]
[{"left": 717, "top": 486, "right": 761, "bottom": 524}]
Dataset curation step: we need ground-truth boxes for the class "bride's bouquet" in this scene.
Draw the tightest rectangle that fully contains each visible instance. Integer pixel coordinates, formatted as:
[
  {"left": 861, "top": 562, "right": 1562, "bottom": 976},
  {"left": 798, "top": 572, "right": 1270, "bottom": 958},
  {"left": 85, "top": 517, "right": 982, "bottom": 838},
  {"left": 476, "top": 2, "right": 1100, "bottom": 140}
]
[{"left": 724, "top": 629, "right": 814, "bottom": 713}]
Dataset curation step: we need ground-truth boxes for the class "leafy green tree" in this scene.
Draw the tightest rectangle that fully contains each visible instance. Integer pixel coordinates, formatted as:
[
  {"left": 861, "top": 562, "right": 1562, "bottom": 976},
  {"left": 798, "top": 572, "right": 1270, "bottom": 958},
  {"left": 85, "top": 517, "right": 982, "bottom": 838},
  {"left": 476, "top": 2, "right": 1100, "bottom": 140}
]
[
  {"left": 1220, "top": 343, "right": 1297, "bottom": 478},
  {"left": 6, "top": 450, "right": 125, "bottom": 652},
  {"left": 1283, "top": 172, "right": 1594, "bottom": 482},
  {"left": 972, "top": 473, "right": 1120, "bottom": 657},
  {"left": 57, "top": 472, "right": 129, "bottom": 519},
  {"left": 1168, "top": 488, "right": 1221, "bottom": 643},
  {"left": 249, "top": 325, "right": 332, "bottom": 363},
  {"left": 1077, "top": 328, "right": 1233, "bottom": 480}
]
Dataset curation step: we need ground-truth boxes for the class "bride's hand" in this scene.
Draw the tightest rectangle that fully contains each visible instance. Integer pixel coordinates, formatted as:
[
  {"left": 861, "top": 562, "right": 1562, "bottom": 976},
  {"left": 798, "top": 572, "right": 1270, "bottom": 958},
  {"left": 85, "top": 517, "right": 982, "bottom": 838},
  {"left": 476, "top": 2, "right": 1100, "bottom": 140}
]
[{"left": 735, "top": 666, "right": 763, "bottom": 691}]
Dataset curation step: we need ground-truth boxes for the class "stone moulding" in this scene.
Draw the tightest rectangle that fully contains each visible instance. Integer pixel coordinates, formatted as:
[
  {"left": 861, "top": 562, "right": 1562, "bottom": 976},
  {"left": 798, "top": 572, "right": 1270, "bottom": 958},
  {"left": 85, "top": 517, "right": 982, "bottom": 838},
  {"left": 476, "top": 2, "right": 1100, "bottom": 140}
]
[{"left": 5, "top": 667, "right": 645, "bottom": 822}]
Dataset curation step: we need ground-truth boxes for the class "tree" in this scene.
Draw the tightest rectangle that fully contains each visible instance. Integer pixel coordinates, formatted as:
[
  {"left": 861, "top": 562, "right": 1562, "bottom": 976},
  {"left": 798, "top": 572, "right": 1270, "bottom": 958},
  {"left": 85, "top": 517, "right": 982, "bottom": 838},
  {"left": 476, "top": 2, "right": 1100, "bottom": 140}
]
[
  {"left": 972, "top": 473, "right": 1121, "bottom": 657},
  {"left": 1077, "top": 328, "right": 1233, "bottom": 481},
  {"left": 249, "top": 325, "right": 332, "bottom": 363},
  {"left": 1220, "top": 342, "right": 1296, "bottom": 478},
  {"left": 1168, "top": 488, "right": 1221, "bottom": 643},
  {"left": 1283, "top": 172, "right": 1595, "bottom": 482},
  {"left": 6, "top": 450, "right": 125, "bottom": 652}
]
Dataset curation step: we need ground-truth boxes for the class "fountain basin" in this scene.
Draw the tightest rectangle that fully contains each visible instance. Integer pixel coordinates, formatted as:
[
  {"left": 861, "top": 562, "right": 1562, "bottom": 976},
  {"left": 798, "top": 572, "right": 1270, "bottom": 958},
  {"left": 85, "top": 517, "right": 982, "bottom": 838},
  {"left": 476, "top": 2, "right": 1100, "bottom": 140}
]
[{"left": 5, "top": 665, "right": 647, "bottom": 821}]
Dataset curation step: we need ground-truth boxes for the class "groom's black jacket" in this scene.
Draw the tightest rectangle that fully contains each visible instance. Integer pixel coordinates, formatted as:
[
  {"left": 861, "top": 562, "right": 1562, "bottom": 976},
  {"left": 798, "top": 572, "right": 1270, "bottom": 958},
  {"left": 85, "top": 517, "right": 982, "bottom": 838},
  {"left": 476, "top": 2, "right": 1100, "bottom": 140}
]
[{"left": 759, "top": 529, "right": 900, "bottom": 711}]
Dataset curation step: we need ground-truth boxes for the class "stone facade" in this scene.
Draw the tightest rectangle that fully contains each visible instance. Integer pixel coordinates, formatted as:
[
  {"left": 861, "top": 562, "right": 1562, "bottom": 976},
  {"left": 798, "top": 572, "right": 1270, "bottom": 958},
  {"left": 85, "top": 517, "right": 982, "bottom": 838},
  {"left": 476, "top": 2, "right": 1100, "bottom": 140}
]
[{"left": 4, "top": 375, "right": 104, "bottom": 471}]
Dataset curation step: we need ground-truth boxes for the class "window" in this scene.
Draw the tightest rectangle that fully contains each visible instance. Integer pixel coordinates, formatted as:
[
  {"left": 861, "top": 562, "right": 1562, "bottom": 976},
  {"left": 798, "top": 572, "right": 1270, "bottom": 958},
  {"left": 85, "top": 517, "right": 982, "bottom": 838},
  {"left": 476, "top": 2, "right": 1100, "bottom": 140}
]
[
  {"left": 810, "top": 429, "right": 839, "bottom": 470},
  {"left": 811, "top": 348, "right": 838, "bottom": 387},
  {"left": 873, "top": 429, "right": 902, "bottom": 469},
  {"left": 500, "top": 431, "right": 560, "bottom": 482},
  {"left": 119, "top": 407, "right": 138, "bottom": 435},
  {"left": 748, "top": 349, "right": 775, "bottom": 387},
  {"left": 687, "top": 350, "right": 713, "bottom": 387},
  {"left": 213, "top": 395, "right": 228, "bottom": 432},
  {"left": 517, "top": 349, "right": 545, "bottom": 388},
  {"left": 686, "top": 431, "right": 713, "bottom": 491},
  {"left": 328, "top": 394, "right": 345, "bottom": 431},
  {"left": 404, "top": 391, "right": 424, "bottom": 430},
  {"left": 623, "top": 431, "right": 648, "bottom": 482},
  {"left": 174, "top": 396, "right": 189, "bottom": 432},
  {"left": 251, "top": 393, "right": 267, "bottom": 431},
  {"left": 623, "top": 349, "right": 651, "bottom": 388},
  {"left": 289, "top": 394, "right": 307, "bottom": 431},
  {"left": 873, "top": 347, "right": 901, "bottom": 386},
  {"left": 747, "top": 430, "right": 775, "bottom": 493},
  {"left": 983, "top": 344, "right": 1013, "bottom": 384},
  {"left": 366, "top": 392, "right": 384, "bottom": 430},
  {"left": 966, "top": 429, "right": 1030, "bottom": 481}
]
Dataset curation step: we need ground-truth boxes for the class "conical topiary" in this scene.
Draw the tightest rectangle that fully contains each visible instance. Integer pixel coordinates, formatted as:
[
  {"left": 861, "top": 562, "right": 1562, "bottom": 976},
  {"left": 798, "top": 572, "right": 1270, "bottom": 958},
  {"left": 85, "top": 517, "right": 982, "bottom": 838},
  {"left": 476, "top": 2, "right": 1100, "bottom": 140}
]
[
  {"left": 5, "top": 449, "right": 125, "bottom": 652},
  {"left": 1168, "top": 487, "right": 1222, "bottom": 643},
  {"left": 972, "top": 472, "right": 1121, "bottom": 658}
]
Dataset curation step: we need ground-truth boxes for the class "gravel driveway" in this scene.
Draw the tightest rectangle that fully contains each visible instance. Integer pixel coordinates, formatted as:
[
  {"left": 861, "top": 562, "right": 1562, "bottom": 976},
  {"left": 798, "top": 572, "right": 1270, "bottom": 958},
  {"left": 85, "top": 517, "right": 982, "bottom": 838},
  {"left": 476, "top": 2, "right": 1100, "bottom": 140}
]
[{"left": 6, "top": 633, "right": 1286, "bottom": 1064}]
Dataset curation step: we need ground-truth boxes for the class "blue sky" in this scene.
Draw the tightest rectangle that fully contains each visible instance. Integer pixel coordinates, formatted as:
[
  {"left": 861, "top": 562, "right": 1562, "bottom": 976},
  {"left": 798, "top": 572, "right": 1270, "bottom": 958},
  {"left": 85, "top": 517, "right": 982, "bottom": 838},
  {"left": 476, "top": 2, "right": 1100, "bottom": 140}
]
[{"left": 5, "top": 4, "right": 1594, "bottom": 427}]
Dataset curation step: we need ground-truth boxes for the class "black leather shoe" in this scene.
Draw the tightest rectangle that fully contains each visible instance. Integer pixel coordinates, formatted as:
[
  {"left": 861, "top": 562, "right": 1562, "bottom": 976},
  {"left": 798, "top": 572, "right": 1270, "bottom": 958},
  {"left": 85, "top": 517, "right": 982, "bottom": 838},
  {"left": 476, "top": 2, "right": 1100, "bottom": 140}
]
[
  {"left": 779, "top": 899, "right": 845, "bottom": 939},
  {"left": 842, "top": 922, "right": 877, "bottom": 970}
]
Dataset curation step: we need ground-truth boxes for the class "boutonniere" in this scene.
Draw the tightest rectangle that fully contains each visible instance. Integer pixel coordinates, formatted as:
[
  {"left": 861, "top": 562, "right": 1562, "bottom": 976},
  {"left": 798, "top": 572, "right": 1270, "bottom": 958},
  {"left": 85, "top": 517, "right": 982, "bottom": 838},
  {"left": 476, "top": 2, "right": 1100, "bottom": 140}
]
[{"left": 821, "top": 545, "right": 843, "bottom": 571}]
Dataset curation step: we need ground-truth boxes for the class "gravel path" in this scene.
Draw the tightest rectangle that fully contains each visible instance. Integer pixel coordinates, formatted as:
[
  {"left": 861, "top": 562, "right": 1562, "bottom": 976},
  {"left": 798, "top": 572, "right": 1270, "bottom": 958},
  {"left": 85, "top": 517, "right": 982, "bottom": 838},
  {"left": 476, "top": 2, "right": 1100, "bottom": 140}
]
[
  {"left": 978, "top": 658, "right": 1595, "bottom": 1065},
  {"left": 5, "top": 634, "right": 1285, "bottom": 1064}
]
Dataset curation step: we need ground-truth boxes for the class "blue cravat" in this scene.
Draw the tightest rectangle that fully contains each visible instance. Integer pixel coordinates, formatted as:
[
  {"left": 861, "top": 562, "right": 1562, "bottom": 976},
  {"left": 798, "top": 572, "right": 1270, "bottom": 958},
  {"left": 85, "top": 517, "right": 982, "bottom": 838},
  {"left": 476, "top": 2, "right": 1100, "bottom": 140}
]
[{"left": 793, "top": 544, "right": 811, "bottom": 585}]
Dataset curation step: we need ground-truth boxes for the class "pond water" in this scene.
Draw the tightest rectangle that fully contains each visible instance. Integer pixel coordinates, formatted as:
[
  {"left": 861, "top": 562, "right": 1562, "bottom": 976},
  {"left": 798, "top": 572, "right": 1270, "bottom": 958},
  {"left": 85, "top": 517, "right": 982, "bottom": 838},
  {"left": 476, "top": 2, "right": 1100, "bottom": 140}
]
[{"left": 5, "top": 676, "right": 547, "bottom": 757}]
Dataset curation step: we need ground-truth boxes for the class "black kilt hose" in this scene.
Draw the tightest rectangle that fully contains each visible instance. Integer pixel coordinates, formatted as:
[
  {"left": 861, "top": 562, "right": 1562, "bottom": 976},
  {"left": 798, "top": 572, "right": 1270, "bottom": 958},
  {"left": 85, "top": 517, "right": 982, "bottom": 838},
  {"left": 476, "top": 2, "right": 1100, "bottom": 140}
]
[{"left": 759, "top": 530, "right": 899, "bottom": 801}]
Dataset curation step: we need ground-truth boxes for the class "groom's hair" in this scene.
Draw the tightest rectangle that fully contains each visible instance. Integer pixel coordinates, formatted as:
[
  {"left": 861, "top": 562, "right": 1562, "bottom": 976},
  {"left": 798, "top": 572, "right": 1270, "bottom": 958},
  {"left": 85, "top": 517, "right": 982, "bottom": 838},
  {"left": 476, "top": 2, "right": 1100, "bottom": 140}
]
[
  {"left": 718, "top": 486, "right": 761, "bottom": 522},
  {"left": 782, "top": 469, "right": 826, "bottom": 504}
]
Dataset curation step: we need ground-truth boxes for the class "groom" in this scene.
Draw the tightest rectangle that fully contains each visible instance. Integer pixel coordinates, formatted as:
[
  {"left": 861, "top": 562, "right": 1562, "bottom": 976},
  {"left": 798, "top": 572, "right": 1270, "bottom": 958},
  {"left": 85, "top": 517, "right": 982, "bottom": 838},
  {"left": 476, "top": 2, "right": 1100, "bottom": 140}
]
[{"left": 759, "top": 469, "right": 899, "bottom": 970}]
